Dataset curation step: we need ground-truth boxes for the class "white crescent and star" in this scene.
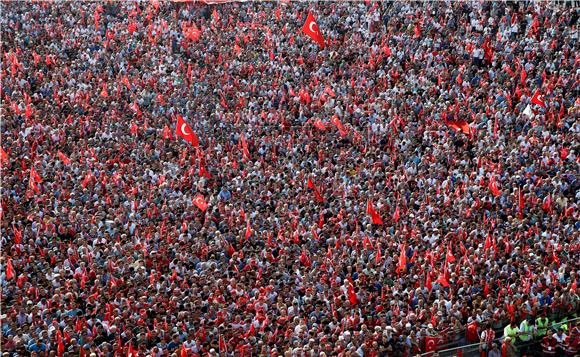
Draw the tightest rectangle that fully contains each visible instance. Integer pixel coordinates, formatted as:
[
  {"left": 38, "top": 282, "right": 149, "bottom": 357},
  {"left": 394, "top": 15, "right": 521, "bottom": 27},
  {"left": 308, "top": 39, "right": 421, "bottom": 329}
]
[
  {"left": 180, "top": 123, "right": 191, "bottom": 136},
  {"left": 309, "top": 21, "right": 319, "bottom": 35}
]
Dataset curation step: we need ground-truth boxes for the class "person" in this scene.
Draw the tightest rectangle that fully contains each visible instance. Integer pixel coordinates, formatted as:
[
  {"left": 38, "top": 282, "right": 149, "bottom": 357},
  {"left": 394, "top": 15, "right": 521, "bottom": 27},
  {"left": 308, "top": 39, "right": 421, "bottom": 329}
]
[
  {"left": 503, "top": 321, "right": 519, "bottom": 345},
  {"left": 0, "top": 1, "right": 578, "bottom": 356},
  {"left": 488, "top": 343, "right": 501, "bottom": 357},
  {"left": 542, "top": 333, "right": 557, "bottom": 356},
  {"left": 553, "top": 327, "right": 568, "bottom": 355},
  {"left": 536, "top": 314, "right": 550, "bottom": 338},
  {"left": 480, "top": 323, "right": 495, "bottom": 355},
  {"left": 518, "top": 317, "right": 535, "bottom": 355},
  {"left": 501, "top": 337, "right": 517, "bottom": 357}
]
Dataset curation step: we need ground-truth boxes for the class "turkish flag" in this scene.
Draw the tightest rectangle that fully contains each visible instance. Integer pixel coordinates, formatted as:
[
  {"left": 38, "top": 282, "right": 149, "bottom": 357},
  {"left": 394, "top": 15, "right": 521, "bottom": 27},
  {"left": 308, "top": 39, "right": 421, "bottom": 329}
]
[
  {"left": 6, "top": 258, "right": 14, "bottom": 280},
  {"left": 425, "top": 336, "right": 442, "bottom": 353},
  {"left": 193, "top": 194, "right": 208, "bottom": 212},
  {"left": 331, "top": 115, "right": 348, "bottom": 136},
  {"left": 219, "top": 335, "right": 227, "bottom": 355},
  {"left": 307, "top": 178, "right": 324, "bottom": 203},
  {"left": 366, "top": 199, "right": 383, "bottom": 225},
  {"left": 0, "top": 147, "right": 7, "bottom": 165},
  {"left": 313, "top": 118, "right": 326, "bottom": 131},
  {"left": 446, "top": 245, "right": 456, "bottom": 263},
  {"left": 531, "top": 90, "right": 546, "bottom": 108},
  {"left": 347, "top": 282, "right": 358, "bottom": 305},
  {"left": 396, "top": 243, "right": 406, "bottom": 273},
  {"left": 13, "top": 224, "right": 22, "bottom": 244},
  {"left": 245, "top": 220, "right": 252, "bottom": 240},
  {"left": 300, "top": 248, "right": 311, "bottom": 267},
  {"left": 175, "top": 115, "right": 200, "bottom": 147},
  {"left": 489, "top": 176, "right": 500, "bottom": 197},
  {"left": 29, "top": 167, "right": 42, "bottom": 192},
  {"left": 445, "top": 118, "right": 470, "bottom": 135},
  {"left": 302, "top": 12, "right": 325, "bottom": 48},
  {"left": 57, "top": 151, "right": 71, "bottom": 165}
]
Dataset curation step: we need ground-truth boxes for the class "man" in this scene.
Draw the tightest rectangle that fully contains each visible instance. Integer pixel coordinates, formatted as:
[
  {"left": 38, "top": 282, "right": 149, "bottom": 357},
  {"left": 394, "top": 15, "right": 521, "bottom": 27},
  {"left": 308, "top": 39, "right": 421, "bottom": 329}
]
[
  {"left": 501, "top": 337, "right": 517, "bottom": 357},
  {"left": 503, "top": 320, "right": 519, "bottom": 344},
  {"left": 480, "top": 323, "right": 495, "bottom": 353},
  {"left": 542, "top": 332, "right": 557, "bottom": 356},
  {"left": 553, "top": 327, "right": 568, "bottom": 355},
  {"left": 536, "top": 314, "right": 550, "bottom": 337}
]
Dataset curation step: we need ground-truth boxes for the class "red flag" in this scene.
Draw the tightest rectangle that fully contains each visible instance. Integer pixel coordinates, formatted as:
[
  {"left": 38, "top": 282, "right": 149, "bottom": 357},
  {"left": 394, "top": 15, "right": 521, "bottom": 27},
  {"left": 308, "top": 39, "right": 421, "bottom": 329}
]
[
  {"left": 0, "top": 147, "right": 8, "bottom": 165},
  {"left": 29, "top": 167, "right": 42, "bottom": 192},
  {"left": 375, "top": 244, "right": 382, "bottom": 264},
  {"left": 396, "top": 243, "right": 406, "bottom": 273},
  {"left": 313, "top": 118, "right": 326, "bottom": 130},
  {"left": 518, "top": 187, "right": 524, "bottom": 216},
  {"left": 489, "top": 176, "right": 500, "bottom": 197},
  {"left": 531, "top": 90, "right": 546, "bottom": 108},
  {"left": 302, "top": 12, "right": 325, "bottom": 48},
  {"left": 219, "top": 335, "right": 227, "bottom": 355},
  {"left": 57, "top": 330, "right": 65, "bottom": 357},
  {"left": 13, "top": 224, "right": 22, "bottom": 244},
  {"left": 425, "top": 336, "right": 442, "bottom": 353},
  {"left": 6, "top": 258, "right": 14, "bottom": 280},
  {"left": 392, "top": 206, "right": 400, "bottom": 223},
  {"left": 193, "top": 194, "right": 208, "bottom": 212},
  {"left": 425, "top": 272, "right": 432, "bottom": 290},
  {"left": 307, "top": 178, "right": 324, "bottom": 203},
  {"left": 437, "top": 272, "right": 450, "bottom": 288},
  {"left": 245, "top": 220, "right": 252, "bottom": 240},
  {"left": 347, "top": 282, "right": 357, "bottom": 305},
  {"left": 542, "top": 194, "right": 552, "bottom": 213},
  {"left": 520, "top": 68, "right": 527, "bottom": 85},
  {"left": 446, "top": 245, "right": 456, "bottom": 263},
  {"left": 175, "top": 115, "right": 200, "bottom": 147},
  {"left": 330, "top": 115, "right": 348, "bottom": 136},
  {"left": 445, "top": 118, "right": 471, "bottom": 135},
  {"left": 57, "top": 151, "right": 71, "bottom": 165},
  {"left": 366, "top": 199, "right": 383, "bottom": 225},
  {"left": 300, "top": 248, "right": 311, "bottom": 267},
  {"left": 180, "top": 344, "right": 188, "bottom": 357}
]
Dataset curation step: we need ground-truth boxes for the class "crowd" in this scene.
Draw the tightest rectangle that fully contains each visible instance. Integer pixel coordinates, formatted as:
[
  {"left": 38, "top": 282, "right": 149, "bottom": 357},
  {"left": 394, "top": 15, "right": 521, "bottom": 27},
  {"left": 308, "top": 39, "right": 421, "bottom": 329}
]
[{"left": 1, "top": 1, "right": 579, "bottom": 356}]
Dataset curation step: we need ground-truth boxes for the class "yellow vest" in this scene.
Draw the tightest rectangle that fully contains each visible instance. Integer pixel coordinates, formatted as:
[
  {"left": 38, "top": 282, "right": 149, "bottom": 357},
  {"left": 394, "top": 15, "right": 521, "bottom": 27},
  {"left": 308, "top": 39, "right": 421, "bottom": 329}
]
[{"left": 537, "top": 318, "right": 549, "bottom": 336}]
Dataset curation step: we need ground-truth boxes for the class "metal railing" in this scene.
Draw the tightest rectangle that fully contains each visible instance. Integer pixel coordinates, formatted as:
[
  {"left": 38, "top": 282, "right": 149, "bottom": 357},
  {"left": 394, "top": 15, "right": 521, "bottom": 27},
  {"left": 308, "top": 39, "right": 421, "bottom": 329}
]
[{"left": 419, "top": 315, "right": 580, "bottom": 357}]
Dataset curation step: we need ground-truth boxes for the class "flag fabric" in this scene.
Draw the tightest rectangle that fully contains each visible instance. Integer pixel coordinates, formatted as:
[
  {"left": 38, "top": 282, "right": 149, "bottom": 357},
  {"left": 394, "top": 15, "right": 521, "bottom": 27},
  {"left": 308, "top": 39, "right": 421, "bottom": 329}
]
[
  {"left": 347, "top": 281, "right": 357, "bottom": 305},
  {"left": 489, "top": 176, "right": 500, "bottom": 197},
  {"left": 29, "top": 167, "right": 42, "bottom": 192},
  {"left": 57, "top": 151, "right": 71, "bottom": 165},
  {"left": 219, "top": 335, "right": 227, "bottom": 355},
  {"left": 330, "top": 115, "right": 347, "bottom": 136},
  {"left": 366, "top": 199, "right": 383, "bottom": 225},
  {"left": 446, "top": 245, "right": 456, "bottom": 263},
  {"left": 396, "top": 243, "right": 406, "bottom": 273},
  {"left": 302, "top": 12, "right": 325, "bottom": 48},
  {"left": 245, "top": 220, "right": 252, "bottom": 240},
  {"left": 6, "top": 258, "right": 14, "bottom": 280},
  {"left": 300, "top": 248, "right": 311, "bottom": 267},
  {"left": 522, "top": 104, "right": 533, "bottom": 117},
  {"left": 175, "top": 115, "right": 200, "bottom": 147},
  {"left": 193, "top": 194, "right": 208, "bottom": 212},
  {"left": 307, "top": 178, "right": 324, "bottom": 203},
  {"left": 313, "top": 118, "right": 326, "bottom": 130},
  {"left": 531, "top": 90, "right": 546, "bottom": 108},
  {"left": 425, "top": 336, "right": 442, "bottom": 353},
  {"left": 0, "top": 147, "right": 8, "bottom": 165},
  {"left": 444, "top": 118, "right": 471, "bottom": 135}
]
